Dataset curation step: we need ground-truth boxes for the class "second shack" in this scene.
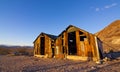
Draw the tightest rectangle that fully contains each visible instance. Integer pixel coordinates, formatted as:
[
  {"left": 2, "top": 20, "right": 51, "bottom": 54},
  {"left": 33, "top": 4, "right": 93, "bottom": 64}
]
[{"left": 55, "top": 25, "right": 103, "bottom": 61}]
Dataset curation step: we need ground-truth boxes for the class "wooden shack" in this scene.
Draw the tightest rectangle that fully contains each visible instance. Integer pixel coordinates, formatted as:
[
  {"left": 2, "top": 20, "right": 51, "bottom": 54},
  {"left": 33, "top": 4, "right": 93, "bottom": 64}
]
[
  {"left": 55, "top": 25, "right": 103, "bottom": 61},
  {"left": 33, "top": 32, "right": 57, "bottom": 58},
  {"left": 33, "top": 25, "right": 103, "bottom": 62}
]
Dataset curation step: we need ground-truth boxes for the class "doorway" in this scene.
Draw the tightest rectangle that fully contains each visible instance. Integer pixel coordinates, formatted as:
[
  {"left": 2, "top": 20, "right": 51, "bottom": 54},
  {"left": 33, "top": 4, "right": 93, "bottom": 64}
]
[
  {"left": 68, "top": 31, "right": 77, "bottom": 55},
  {"left": 98, "top": 48, "right": 103, "bottom": 59},
  {"left": 40, "top": 37, "right": 45, "bottom": 55},
  {"left": 52, "top": 48, "right": 55, "bottom": 57}
]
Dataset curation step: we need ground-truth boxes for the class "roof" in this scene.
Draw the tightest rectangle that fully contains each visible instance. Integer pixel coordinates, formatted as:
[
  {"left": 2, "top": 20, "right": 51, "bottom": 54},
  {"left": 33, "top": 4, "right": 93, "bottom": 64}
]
[
  {"left": 43, "top": 32, "right": 57, "bottom": 40},
  {"left": 33, "top": 25, "right": 94, "bottom": 43},
  {"left": 58, "top": 25, "right": 91, "bottom": 37},
  {"left": 33, "top": 32, "right": 57, "bottom": 43},
  {"left": 66, "top": 25, "right": 88, "bottom": 33}
]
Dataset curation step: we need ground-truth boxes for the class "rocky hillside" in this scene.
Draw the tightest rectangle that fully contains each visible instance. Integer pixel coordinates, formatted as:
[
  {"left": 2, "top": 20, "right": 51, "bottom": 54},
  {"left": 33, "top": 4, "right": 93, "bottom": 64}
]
[{"left": 96, "top": 20, "right": 120, "bottom": 52}]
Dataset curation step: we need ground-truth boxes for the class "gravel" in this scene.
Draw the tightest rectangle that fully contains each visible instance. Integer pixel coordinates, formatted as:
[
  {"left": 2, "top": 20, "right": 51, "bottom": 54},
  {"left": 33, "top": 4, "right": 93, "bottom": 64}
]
[{"left": 0, "top": 55, "right": 120, "bottom": 72}]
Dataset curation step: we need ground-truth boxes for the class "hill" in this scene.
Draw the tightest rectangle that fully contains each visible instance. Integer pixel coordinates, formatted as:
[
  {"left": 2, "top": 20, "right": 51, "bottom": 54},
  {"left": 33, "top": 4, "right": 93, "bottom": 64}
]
[
  {"left": 96, "top": 20, "right": 120, "bottom": 52},
  {"left": 0, "top": 45, "right": 33, "bottom": 48},
  {"left": 0, "top": 45, "right": 33, "bottom": 55}
]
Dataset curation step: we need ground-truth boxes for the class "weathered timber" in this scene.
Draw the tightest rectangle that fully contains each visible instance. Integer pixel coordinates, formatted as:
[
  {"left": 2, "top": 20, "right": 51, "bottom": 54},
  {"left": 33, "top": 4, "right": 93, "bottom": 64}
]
[
  {"left": 33, "top": 25, "right": 104, "bottom": 62},
  {"left": 33, "top": 32, "right": 57, "bottom": 58}
]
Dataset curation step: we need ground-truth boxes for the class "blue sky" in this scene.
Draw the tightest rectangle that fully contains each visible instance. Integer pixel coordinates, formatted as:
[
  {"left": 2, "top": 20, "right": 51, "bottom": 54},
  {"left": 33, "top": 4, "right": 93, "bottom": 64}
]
[{"left": 0, "top": 0, "right": 120, "bottom": 46}]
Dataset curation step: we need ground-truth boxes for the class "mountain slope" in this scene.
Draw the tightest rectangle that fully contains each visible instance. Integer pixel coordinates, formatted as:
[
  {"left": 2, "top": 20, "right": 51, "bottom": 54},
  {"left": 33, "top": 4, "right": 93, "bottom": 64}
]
[{"left": 96, "top": 20, "right": 120, "bottom": 52}]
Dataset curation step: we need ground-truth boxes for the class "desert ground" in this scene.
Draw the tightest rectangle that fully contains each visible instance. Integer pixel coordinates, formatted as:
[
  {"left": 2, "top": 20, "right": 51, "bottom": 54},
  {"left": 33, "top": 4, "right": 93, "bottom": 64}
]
[{"left": 0, "top": 55, "right": 120, "bottom": 72}]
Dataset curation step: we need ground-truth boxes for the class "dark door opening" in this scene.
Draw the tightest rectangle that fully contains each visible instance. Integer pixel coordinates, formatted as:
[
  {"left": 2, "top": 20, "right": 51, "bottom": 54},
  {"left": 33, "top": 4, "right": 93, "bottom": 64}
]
[
  {"left": 52, "top": 48, "right": 54, "bottom": 57},
  {"left": 40, "top": 37, "right": 45, "bottom": 55},
  {"left": 99, "top": 48, "right": 103, "bottom": 59},
  {"left": 68, "top": 31, "right": 77, "bottom": 55}
]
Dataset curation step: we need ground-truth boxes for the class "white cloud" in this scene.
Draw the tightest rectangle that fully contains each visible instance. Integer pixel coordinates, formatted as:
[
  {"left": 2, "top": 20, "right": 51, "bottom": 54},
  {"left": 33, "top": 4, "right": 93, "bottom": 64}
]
[
  {"left": 95, "top": 3, "right": 117, "bottom": 11},
  {"left": 104, "top": 3, "right": 117, "bottom": 9},
  {"left": 112, "top": 3, "right": 117, "bottom": 6},
  {"left": 95, "top": 8, "right": 100, "bottom": 11},
  {"left": 105, "top": 5, "right": 110, "bottom": 8}
]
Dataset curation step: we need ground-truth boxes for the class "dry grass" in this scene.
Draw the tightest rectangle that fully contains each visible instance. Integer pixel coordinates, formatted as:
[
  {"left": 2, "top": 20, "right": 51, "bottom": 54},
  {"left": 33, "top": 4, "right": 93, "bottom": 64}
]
[{"left": 0, "top": 55, "right": 120, "bottom": 72}]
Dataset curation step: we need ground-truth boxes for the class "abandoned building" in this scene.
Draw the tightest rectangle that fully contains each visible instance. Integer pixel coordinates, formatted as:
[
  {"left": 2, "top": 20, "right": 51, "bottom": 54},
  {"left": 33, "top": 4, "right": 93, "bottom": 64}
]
[
  {"left": 33, "top": 25, "right": 103, "bottom": 61},
  {"left": 33, "top": 32, "right": 57, "bottom": 58}
]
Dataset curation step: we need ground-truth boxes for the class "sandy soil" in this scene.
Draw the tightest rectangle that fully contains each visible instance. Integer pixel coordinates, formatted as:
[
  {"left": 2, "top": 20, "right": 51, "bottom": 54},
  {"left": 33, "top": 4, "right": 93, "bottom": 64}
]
[{"left": 0, "top": 55, "right": 120, "bottom": 72}]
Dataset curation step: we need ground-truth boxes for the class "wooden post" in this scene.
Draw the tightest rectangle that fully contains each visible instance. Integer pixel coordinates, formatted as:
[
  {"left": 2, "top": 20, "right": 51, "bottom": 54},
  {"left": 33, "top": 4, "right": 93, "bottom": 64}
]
[
  {"left": 48, "top": 37, "right": 51, "bottom": 57},
  {"left": 84, "top": 38, "right": 89, "bottom": 56},
  {"left": 80, "top": 41, "right": 85, "bottom": 56},
  {"left": 90, "top": 34, "right": 98, "bottom": 61},
  {"left": 94, "top": 36, "right": 100, "bottom": 61},
  {"left": 89, "top": 34, "right": 94, "bottom": 58},
  {"left": 64, "top": 31, "right": 68, "bottom": 58},
  {"left": 76, "top": 30, "right": 81, "bottom": 56}
]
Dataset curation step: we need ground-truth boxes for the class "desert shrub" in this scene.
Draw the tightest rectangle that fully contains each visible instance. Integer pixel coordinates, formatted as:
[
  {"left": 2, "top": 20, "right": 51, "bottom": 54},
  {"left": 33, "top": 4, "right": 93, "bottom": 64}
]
[
  {"left": 13, "top": 52, "right": 18, "bottom": 56},
  {"left": 0, "top": 48, "right": 11, "bottom": 55},
  {"left": 15, "top": 48, "right": 28, "bottom": 55},
  {"left": 14, "top": 48, "right": 33, "bottom": 56}
]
